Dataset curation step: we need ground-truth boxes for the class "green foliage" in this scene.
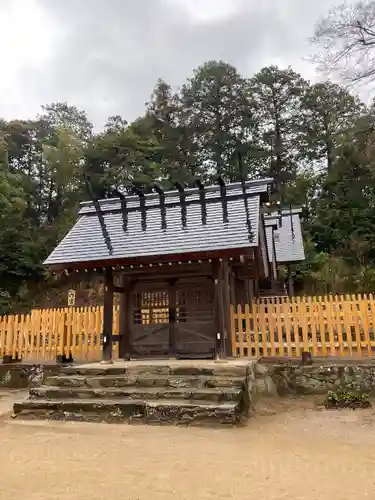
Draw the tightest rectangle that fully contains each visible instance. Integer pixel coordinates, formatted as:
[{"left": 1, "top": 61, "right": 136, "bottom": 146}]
[
  {"left": 1, "top": 58, "right": 375, "bottom": 312},
  {"left": 180, "top": 60, "right": 257, "bottom": 182},
  {"left": 249, "top": 66, "right": 309, "bottom": 194},
  {"left": 325, "top": 389, "right": 371, "bottom": 409},
  {"left": 301, "top": 82, "right": 364, "bottom": 171}
]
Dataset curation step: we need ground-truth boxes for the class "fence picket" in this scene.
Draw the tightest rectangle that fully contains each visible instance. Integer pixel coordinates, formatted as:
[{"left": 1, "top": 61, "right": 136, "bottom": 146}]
[
  {"left": 267, "top": 299, "right": 276, "bottom": 356},
  {"left": 92, "top": 306, "right": 99, "bottom": 360},
  {"left": 308, "top": 296, "right": 318, "bottom": 357},
  {"left": 274, "top": 298, "right": 284, "bottom": 357},
  {"left": 282, "top": 298, "right": 292, "bottom": 357},
  {"left": 0, "top": 316, "right": 6, "bottom": 358},
  {"left": 244, "top": 304, "right": 251, "bottom": 357},
  {"left": 2, "top": 295, "right": 375, "bottom": 362},
  {"left": 351, "top": 294, "right": 362, "bottom": 356},
  {"left": 57, "top": 309, "right": 66, "bottom": 359},
  {"left": 28, "top": 311, "right": 36, "bottom": 360},
  {"left": 251, "top": 300, "right": 260, "bottom": 358},
  {"left": 12, "top": 315, "right": 19, "bottom": 359},
  {"left": 229, "top": 294, "right": 375, "bottom": 359},
  {"left": 230, "top": 305, "right": 236, "bottom": 356},
  {"left": 369, "top": 294, "right": 375, "bottom": 354},
  {"left": 83, "top": 307, "right": 90, "bottom": 360},
  {"left": 360, "top": 294, "right": 371, "bottom": 357},
  {"left": 237, "top": 304, "right": 244, "bottom": 358},
  {"left": 17, "top": 315, "right": 25, "bottom": 360}
]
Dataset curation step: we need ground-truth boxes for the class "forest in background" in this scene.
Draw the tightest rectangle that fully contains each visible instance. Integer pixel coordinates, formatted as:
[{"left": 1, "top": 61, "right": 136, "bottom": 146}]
[{"left": 2, "top": 59, "right": 375, "bottom": 313}]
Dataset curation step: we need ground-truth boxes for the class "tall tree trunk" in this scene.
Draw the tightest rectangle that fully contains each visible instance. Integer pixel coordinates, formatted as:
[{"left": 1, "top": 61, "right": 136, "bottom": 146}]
[
  {"left": 214, "top": 78, "right": 223, "bottom": 176},
  {"left": 324, "top": 116, "right": 334, "bottom": 172},
  {"left": 272, "top": 91, "right": 283, "bottom": 195}
]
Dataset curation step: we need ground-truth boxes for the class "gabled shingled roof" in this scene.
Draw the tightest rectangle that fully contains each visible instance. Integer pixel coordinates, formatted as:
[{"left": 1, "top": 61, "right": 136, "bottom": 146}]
[
  {"left": 44, "top": 179, "right": 273, "bottom": 267},
  {"left": 264, "top": 209, "right": 305, "bottom": 264}
]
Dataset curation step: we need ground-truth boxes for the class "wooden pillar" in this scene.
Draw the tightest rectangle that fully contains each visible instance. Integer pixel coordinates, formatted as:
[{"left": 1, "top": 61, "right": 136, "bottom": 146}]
[
  {"left": 229, "top": 270, "right": 236, "bottom": 306},
  {"left": 213, "top": 260, "right": 225, "bottom": 359},
  {"left": 168, "top": 279, "right": 177, "bottom": 357},
  {"left": 119, "top": 275, "right": 132, "bottom": 360},
  {"left": 254, "top": 255, "right": 260, "bottom": 298},
  {"left": 221, "top": 259, "right": 232, "bottom": 357},
  {"left": 288, "top": 265, "right": 294, "bottom": 297},
  {"left": 245, "top": 279, "right": 251, "bottom": 305},
  {"left": 102, "top": 268, "right": 114, "bottom": 362}
]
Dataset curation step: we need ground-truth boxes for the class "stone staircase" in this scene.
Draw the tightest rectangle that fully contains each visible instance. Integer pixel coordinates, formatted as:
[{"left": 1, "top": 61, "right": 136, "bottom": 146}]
[{"left": 13, "top": 361, "right": 254, "bottom": 426}]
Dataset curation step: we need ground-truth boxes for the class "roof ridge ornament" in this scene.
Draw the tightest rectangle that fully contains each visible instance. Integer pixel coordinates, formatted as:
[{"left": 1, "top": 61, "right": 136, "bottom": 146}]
[
  {"left": 194, "top": 179, "right": 207, "bottom": 225},
  {"left": 217, "top": 176, "right": 229, "bottom": 224},
  {"left": 154, "top": 184, "right": 167, "bottom": 231},
  {"left": 238, "top": 151, "right": 254, "bottom": 243},
  {"left": 133, "top": 186, "right": 147, "bottom": 232},
  {"left": 290, "top": 204, "right": 295, "bottom": 242},
  {"left": 112, "top": 188, "right": 128, "bottom": 232},
  {"left": 175, "top": 182, "right": 187, "bottom": 229},
  {"left": 83, "top": 171, "right": 114, "bottom": 255}
]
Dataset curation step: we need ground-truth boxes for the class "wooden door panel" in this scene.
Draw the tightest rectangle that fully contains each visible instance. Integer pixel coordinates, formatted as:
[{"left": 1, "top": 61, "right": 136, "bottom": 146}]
[
  {"left": 130, "top": 290, "right": 169, "bottom": 356},
  {"left": 175, "top": 285, "right": 215, "bottom": 356},
  {"left": 129, "top": 280, "right": 216, "bottom": 357},
  {"left": 131, "top": 324, "right": 169, "bottom": 356}
]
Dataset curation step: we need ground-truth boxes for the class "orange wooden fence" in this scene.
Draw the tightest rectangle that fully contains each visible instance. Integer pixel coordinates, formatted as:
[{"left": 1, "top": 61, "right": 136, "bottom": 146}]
[
  {"left": 0, "top": 306, "right": 120, "bottom": 362},
  {"left": 3, "top": 295, "right": 375, "bottom": 362},
  {"left": 231, "top": 294, "right": 375, "bottom": 358}
]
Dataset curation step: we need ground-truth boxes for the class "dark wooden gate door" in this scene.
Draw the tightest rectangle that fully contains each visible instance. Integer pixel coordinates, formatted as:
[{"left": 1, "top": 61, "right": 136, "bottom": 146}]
[
  {"left": 129, "top": 279, "right": 215, "bottom": 358},
  {"left": 175, "top": 282, "right": 215, "bottom": 358},
  {"left": 130, "top": 288, "right": 170, "bottom": 357}
]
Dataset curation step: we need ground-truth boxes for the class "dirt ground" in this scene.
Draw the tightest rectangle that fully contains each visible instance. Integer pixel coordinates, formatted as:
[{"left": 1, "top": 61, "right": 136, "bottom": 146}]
[{"left": 1, "top": 396, "right": 375, "bottom": 500}]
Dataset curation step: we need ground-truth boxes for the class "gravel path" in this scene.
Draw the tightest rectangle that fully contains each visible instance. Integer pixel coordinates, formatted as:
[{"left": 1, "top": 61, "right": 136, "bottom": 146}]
[{"left": 1, "top": 397, "right": 374, "bottom": 500}]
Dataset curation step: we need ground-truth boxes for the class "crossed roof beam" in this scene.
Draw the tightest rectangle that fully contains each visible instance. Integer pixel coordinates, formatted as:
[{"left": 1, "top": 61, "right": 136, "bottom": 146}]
[{"left": 86, "top": 176, "right": 263, "bottom": 251}]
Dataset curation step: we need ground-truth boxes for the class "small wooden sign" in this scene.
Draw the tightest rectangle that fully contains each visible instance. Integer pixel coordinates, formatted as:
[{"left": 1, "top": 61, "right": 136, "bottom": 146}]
[{"left": 68, "top": 289, "right": 76, "bottom": 306}]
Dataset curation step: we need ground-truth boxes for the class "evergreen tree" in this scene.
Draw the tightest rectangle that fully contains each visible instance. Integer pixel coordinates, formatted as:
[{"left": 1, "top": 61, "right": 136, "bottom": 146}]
[
  {"left": 249, "top": 66, "right": 308, "bottom": 194},
  {"left": 180, "top": 60, "right": 257, "bottom": 182}
]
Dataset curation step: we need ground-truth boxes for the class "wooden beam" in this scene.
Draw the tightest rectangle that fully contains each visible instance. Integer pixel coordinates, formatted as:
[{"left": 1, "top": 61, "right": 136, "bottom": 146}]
[
  {"left": 195, "top": 180, "right": 207, "bottom": 226},
  {"left": 133, "top": 272, "right": 213, "bottom": 284},
  {"left": 221, "top": 259, "right": 232, "bottom": 357},
  {"left": 168, "top": 279, "right": 177, "bottom": 357},
  {"left": 229, "top": 270, "right": 236, "bottom": 305},
  {"left": 112, "top": 189, "right": 128, "bottom": 232},
  {"left": 153, "top": 184, "right": 164, "bottom": 196},
  {"left": 288, "top": 265, "right": 294, "bottom": 296},
  {"left": 213, "top": 260, "right": 223, "bottom": 359},
  {"left": 119, "top": 275, "right": 132, "bottom": 360},
  {"left": 102, "top": 268, "right": 114, "bottom": 362},
  {"left": 83, "top": 173, "right": 114, "bottom": 255},
  {"left": 254, "top": 256, "right": 260, "bottom": 298},
  {"left": 50, "top": 247, "right": 254, "bottom": 272},
  {"left": 245, "top": 279, "right": 251, "bottom": 305},
  {"left": 218, "top": 177, "right": 229, "bottom": 224}
]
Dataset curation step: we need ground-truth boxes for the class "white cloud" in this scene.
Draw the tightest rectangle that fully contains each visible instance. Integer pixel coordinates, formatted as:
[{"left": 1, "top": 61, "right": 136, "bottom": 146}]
[
  {"left": 0, "top": 0, "right": 55, "bottom": 120},
  {"left": 0, "top": 0, "right": 358, "bottom": 126},
  {"left": 162, "top": 0, "right": 241, "bottom": 23}
]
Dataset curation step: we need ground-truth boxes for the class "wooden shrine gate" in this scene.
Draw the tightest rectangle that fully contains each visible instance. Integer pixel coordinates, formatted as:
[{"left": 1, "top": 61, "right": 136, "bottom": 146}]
[{"left": 130, "top": 279, "right": 216, "bottom": 358}]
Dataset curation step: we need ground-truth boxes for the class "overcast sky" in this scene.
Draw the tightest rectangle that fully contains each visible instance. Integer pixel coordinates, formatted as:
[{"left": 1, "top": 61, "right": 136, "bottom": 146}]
[{"left": 1, "top": 0, "right": 345, "bottom": 127}]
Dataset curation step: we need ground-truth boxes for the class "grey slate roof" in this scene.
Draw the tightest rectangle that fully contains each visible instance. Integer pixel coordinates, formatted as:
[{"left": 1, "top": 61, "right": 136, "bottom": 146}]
[
  {"left": 264, "top": 210, "right": 305, "bottom": 263},
  {"left": 44, "top": 179, "right": 273, "bottom": 266}
]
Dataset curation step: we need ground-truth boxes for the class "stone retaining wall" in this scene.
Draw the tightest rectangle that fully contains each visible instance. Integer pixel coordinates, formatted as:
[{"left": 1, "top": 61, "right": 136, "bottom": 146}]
[
  {"left": 253, "top": 360, "right": 375, "bottom": 397},
  {"left": 0, "top": 364, "right": 61, "bottom": 389},
  {"left": 5, "top": 360, "right": 375, "bottom": 398}
]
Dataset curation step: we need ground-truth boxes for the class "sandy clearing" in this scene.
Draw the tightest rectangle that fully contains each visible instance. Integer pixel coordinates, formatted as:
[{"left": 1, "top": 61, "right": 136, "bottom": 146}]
[{"left": 0, "top": 396, "right": 374, "bottom": 500}]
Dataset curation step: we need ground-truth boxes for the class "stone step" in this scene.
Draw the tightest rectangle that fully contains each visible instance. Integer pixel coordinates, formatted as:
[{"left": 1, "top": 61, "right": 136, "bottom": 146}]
[
  {"left": 13, "top": 398, "right": 240, "bottom": 425},
  {"left": 29, "top": 386, "right": 241, "bottom": 403},
  {"left": 61, "top": 363, "right": 249, "bottom": 378},
  {"left": 44, "top": 374, "right": 246, "bottom": 389}
]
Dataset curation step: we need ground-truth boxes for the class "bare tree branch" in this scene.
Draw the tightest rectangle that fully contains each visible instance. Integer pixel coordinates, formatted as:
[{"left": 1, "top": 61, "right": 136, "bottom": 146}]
[{"left": 311, "top": 1, "right": 375, "bottom": 84}]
